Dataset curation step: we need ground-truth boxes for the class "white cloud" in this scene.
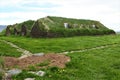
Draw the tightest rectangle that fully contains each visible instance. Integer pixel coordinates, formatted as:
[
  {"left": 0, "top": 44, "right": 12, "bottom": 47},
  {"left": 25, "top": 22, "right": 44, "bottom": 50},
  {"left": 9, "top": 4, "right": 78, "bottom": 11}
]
[
  {"left": 0, "top": 0, "right": 120, "bottom": 31},
  {"left": 0, "top": 12, "right": 49, "bottom": 24}
]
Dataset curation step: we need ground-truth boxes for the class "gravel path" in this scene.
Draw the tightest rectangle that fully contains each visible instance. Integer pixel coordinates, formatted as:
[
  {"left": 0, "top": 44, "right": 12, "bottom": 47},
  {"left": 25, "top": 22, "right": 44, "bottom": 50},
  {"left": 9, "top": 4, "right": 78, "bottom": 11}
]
[
  {"left": 1, "top": 39, "right": 118, "bottom": 56},
  {"left": 61, "top": 43, "right": 118, "bottom": 54},
  {"left": 0, "top": 40, "right": 32, "bottom": 59}
]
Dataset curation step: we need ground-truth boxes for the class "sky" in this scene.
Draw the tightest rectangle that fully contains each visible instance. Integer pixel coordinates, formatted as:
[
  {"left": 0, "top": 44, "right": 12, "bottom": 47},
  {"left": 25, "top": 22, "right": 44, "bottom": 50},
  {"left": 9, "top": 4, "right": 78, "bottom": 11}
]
[{"left": 0, "top": 0, "right": 120, "bottom": 31}]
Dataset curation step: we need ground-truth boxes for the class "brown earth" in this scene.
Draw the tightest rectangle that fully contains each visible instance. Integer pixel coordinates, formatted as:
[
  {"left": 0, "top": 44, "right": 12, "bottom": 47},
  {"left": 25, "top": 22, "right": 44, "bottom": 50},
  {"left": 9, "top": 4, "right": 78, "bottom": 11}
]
[{"left": 4, "top": 54, "right": 70, "bottom": 69}]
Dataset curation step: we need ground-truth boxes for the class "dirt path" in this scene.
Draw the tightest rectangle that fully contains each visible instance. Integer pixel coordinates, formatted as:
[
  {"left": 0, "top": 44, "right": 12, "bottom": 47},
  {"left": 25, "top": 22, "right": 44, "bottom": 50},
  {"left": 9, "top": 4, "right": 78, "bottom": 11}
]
[
  {"left": 0, "top": 40, "right": 32, "bottom": 59},
  {"left": 61, "top": 43, "right": 118, "bottom": 54},
  {"left": 1, "top": 39, "right": 118, "bottom": 55}
]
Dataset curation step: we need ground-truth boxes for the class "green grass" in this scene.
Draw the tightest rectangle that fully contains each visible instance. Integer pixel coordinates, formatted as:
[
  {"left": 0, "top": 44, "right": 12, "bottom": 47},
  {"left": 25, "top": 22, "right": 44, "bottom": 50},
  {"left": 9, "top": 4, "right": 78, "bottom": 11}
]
[
  {"left": 1, "top": 35, "right": 120, "bottom": 80},
  {"left": 1, "top": 16, "right": 115, "bottom": 37},
  {"left": 0, "top": 35, "right": 120, "bottom": 53},
  {"left": 0, "top": 56, "right": 4, "bottom": 79},
  {"left": 65, "top": 45, "right": 120, "bottom": 80},
  {"left": 12, "top": 43, "right": 120, "bottom": 80},
  {"left": 36, "top": 60, "right": 50, "bottom": 67},
  {"left": 43, "top": 16, "right": 108, "bottom": 29},
  {"left": 0, "top": 40, "right": 22, "bottom": 57}
]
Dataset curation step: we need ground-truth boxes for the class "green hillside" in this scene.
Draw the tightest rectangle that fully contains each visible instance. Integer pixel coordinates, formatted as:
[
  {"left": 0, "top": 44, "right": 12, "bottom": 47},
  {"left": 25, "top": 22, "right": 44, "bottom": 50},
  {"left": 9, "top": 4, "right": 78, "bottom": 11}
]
[
  {"left": 2, "top": 16, "right": 115, "bottom": 37},
  {"left": 40, "top": 16, "right": 108, "bottom": 29}
]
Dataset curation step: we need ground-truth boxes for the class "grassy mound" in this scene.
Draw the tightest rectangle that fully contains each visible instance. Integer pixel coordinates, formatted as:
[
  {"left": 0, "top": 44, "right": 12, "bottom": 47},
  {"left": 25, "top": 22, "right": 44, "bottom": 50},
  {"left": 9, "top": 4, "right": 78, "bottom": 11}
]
[{"left": 1, "top": 16, "right": 115, "bottom": 37}]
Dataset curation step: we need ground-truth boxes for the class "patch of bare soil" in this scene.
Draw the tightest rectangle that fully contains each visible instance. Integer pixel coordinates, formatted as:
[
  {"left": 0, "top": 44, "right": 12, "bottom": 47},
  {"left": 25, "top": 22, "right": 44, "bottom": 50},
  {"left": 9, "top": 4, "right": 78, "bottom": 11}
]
[{"left": 4, "top": 54, "right": 70, "bottom": 69}]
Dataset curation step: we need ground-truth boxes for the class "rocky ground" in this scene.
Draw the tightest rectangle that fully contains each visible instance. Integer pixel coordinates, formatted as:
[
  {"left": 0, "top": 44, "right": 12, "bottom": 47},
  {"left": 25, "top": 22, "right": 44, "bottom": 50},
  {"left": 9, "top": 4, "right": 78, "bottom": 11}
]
[{"left": 4, "top": 54, "right": 70, "bottom": 69}]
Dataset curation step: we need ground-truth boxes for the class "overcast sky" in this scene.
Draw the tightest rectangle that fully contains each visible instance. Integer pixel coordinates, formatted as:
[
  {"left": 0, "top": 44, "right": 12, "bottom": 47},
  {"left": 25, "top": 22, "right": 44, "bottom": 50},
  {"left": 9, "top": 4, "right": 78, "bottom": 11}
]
[{"left": 0, "top": 0, "right": 120, "bottom": 31}]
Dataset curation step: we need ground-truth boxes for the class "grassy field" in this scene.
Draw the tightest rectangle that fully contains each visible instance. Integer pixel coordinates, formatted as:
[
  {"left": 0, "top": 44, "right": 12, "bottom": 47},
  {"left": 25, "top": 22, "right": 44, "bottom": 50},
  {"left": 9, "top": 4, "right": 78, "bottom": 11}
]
[
  {"left": 0, "top": 35, "right": 120, "bottom": 53},
  {"left": 0, "top": 35, "right": 120, "bottom": 80},
  {"left": 12, "top": 41, "right": 120, "bottom": 80},
  {"left": 0, "top": 40, "right": 22, "bottom": 57}
]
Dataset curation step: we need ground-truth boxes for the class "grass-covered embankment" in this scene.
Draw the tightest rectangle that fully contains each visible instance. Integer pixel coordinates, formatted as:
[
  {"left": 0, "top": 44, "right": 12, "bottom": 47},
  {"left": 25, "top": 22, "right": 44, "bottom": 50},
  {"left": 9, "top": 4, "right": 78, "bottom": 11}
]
[
  {"left": 0, "top": 40, "right": 22, "bottom": 57},
  {"left": 12, "top": 42, "right": 120, "bottom": 80},
  {"left": 1, "top": 35, "right": 120, "bottom": 80},
  {"left": 0, "top": 35, "right": 119, "bottom": 53}
]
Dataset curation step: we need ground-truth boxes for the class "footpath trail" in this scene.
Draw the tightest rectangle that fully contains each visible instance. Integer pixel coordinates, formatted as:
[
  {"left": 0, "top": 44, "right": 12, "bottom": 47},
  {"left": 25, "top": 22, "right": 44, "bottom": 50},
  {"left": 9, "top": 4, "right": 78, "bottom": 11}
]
[
  {"left": 0, "top": 39, "right": 119, "bottom": 80},
  {"left": 0, "top": 39, "right": 119, "bottom": 55},
  {"left": 0, "top": 40, "right": 32, "bottom": 59},
  {"left": 61, "top": 43, "right": 118, "bottom": 54}
]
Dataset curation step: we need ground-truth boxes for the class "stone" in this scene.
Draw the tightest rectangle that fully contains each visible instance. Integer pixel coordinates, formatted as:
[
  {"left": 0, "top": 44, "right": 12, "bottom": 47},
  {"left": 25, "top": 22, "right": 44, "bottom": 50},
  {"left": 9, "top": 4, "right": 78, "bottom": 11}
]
[
  {"left": 4, "top": 69, "right": 22, "bottom": 80},
  {"left": 14, "top": 28, "right": 19, "bottom": 35},
  {"left": 30, "top": 20, "right": 46, "bottom": 38},
  {"left": 21, "top": 24, "right": 27, "bottom": 36},
  {"left": 29, "top": 70, "right": 45, "bottom": 77},
  {"left": 36, "top": 71, "right": 45, "bottom": 76},
  {"left": 73, "top": 24, "right": 78, "bottom": 28},
  {"left": 33, "top": 53, "right": 44, "bottom": 56},
  {"left": 0, "top": 68, "right": 4, "bottom": 73},
  {"left": 23, "top": 50, "right": 31, "bottom": 55},
  {"left": 7, "top": 69, "right": 22, "bottom": 76},
  {"left": 79, "top": 24, "right": 83, "bottom": 28},
  {"left": 5, "top": 26, "right": 11, "bottom": 36},
  {"left": 92, "top": 24, "right": 96, "bottom": 28},
  {"left": 14, "top": 28, "right": 17, "bottom": 35},
  {"left": 63, "top": 52, "right": 69, "bottom": 54},
  {"left": 19, "top": 50, "right": 32, "bottom": 59}
]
